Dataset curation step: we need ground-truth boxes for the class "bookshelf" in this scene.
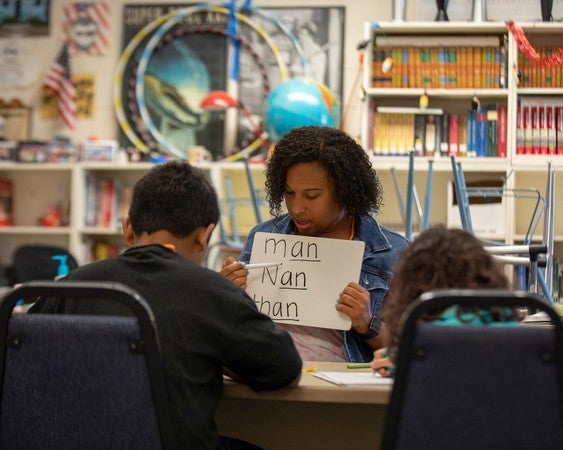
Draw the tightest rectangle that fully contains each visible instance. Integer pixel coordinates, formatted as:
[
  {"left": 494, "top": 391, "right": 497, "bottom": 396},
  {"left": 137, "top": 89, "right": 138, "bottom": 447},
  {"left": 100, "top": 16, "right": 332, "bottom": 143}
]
[
  {"left": 0, "top": 161, "right": 267, "bottom": 267},
  {"left": 361, "top": 21, "right": 563, "bottom": 255}
]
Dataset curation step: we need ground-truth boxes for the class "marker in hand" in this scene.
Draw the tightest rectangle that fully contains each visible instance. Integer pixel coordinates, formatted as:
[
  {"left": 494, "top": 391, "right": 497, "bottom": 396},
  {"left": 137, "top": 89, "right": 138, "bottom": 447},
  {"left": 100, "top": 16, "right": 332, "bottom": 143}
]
[{"left": 241, "top": 262, "right": 283, "bottom": 270}]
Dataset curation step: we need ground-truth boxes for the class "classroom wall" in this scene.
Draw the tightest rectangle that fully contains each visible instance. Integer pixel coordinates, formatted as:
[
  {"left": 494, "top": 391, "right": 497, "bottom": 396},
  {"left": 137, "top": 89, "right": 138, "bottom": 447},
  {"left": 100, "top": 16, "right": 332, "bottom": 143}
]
[{"left": 0, "top": 0, "right": 397, "bottom": 145}]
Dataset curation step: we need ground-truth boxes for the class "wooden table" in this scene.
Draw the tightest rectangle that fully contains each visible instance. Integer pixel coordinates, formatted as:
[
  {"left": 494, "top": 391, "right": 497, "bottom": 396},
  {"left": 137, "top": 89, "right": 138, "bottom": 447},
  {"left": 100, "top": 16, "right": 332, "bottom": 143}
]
[{"left": 215, "top": 361, "right": 392, "bottom": 450}]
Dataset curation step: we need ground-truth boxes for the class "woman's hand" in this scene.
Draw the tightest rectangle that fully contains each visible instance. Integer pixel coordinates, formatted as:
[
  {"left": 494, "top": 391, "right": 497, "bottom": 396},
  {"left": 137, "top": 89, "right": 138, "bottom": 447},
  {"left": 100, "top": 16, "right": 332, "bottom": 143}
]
[
  {"left": 335, "top": 281, "right": 372, "bottom": 333},
  {"left": 371, "top": 347, "right": 393, "bottom": 378},
  {"left": 220, "top": 256, "right": 248, "bottom": 290}
]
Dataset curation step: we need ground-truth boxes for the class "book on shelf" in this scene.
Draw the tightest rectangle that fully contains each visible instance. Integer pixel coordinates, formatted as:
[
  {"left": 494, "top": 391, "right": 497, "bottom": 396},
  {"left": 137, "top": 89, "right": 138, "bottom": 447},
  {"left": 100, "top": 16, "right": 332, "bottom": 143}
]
[
  {"left": 487, "top": 108, "right": 498, "bottom": 157},
  {"left": 458, "top": 112, "right": 468, "bottom": 157},
  {"left": 424, "top": 114, "right": 437, "bottom": 157},
  {"left": 531, "top": 105, "right": 540, "bottom": 154},
  {"left": 497, "top": 105, "right": 507, "bottom": 158},
  {"left": 413, "top": 114, "right": 426, "bottom": 156},
  {"left": 516, "top": 105, "right": 524, "bottom": 154},
  {"left": 439, "top": 112, "right": 450, "bottom": 156},
  {"left": 84, "top": 173, "right": 98, "bottom": 227},
  {"left": 546, "top": 105, "right": 556, "bottom": 155},
  {"left": 499, "top": 33, "right": 508, "bottom": 89},
  {"left": 557, "top": 106, "right": 563, "bottom": 155},
  {"left": 466, "top": 109, "right": 477, "bottom": 157},
  {"left": 0, "top": 178, "right": 13, "bottom": 226},
  {"left": 516, "top": 105, "right": 527, "bottom": 155},
  {"left": 522, "top": 105, "right": 532, "bottom": 154},
  {"left": 475, "top": 105, "right": 488, "bottom": 157},
  {"left": 99, "top": 178, "right": 117, "bottom": 229},
  {"left": 539, "top": 105, "right": 547, "bottom": 154},
  {"left": 371, "top": 46, "right": 393, "bottom": 88},
  {"left": 448, "top": 114, "right": 460, "bottom": 156}
]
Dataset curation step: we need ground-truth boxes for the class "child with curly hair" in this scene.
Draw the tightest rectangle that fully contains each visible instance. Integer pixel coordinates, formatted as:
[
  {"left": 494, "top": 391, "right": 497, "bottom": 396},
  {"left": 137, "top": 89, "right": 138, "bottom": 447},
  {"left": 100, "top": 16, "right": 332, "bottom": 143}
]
[
  {"left": 371, "top": 225, "right": 518, "bottom": 377},
  {"left": 222, "top": 126, "right": 409, "bottom": 363}
]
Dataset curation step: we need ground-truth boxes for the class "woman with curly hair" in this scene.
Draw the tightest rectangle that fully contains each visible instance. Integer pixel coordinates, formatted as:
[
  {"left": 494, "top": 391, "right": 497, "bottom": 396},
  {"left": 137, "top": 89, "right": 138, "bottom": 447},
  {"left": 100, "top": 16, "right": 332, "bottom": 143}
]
[
  {"left": 371, "top": 225, "right": 517, "bottom": 377},
  {"left": 222, "top": 126, "right": 409, "bottom": 363}
]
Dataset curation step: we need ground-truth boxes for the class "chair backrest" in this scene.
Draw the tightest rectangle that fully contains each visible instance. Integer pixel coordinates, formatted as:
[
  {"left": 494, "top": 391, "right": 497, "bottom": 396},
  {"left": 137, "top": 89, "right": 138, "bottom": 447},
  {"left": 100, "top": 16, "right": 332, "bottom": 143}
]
[
  {"left": 9, "top": 245, "right": 79, "bottom": 284},
  {"left": 381, "top": 289, "right": 563, "bottom": 450},
  {"left": 0, "top": 281, "right": 178, "bottom": 450}
]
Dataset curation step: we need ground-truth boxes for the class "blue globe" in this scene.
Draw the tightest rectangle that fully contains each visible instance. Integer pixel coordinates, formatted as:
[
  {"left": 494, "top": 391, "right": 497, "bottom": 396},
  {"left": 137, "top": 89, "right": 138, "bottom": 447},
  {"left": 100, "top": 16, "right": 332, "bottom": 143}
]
[{"left": 264, "top": 78, "right": 341, "bottom": 142}]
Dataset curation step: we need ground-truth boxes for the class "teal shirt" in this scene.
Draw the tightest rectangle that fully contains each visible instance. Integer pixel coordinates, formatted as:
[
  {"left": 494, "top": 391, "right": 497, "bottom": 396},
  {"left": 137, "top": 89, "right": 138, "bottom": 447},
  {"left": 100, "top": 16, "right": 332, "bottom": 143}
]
[{"left": 434, "top": 306, "right": 517, "bottom": 327}]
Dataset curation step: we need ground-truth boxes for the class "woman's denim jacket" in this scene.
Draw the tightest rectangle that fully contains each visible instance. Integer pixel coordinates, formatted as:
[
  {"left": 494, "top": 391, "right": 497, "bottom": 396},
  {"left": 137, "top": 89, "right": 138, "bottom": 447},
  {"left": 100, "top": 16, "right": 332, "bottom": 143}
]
[{"left": 239, "top": 213, "right": 410, "bottom": 362}]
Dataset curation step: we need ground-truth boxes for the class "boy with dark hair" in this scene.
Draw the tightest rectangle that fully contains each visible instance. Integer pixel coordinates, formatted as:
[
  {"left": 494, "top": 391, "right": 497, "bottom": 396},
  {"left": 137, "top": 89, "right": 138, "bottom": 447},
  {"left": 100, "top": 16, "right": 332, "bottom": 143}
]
[{"left": 30, "top": 161, "right": 302, "bottom": 449}]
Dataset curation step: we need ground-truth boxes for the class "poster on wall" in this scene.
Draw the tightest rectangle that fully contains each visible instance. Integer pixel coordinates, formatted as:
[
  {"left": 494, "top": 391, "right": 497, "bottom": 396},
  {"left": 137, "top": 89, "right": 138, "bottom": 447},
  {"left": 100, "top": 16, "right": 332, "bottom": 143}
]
[
  {"left": 0, "top": 37, "right": 38, "bottom": 87},
  {"left": 117, "top": 3, "right": 344, "bottom": 160},
  {"left": 0, "top": 0, "right": 50, "bottom": 35},
  {"left": 40, "top": 73, "right": 95, "bottom": 120},
  {"left": 63, "top": 2, "right": 111, "bottom": 56}
]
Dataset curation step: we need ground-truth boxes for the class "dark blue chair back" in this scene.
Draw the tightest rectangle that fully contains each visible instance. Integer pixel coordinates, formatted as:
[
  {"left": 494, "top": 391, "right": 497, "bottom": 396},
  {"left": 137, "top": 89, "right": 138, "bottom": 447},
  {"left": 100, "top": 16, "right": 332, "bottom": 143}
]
[
  {"left": 0, "top": 281, "right": 178, "bottom": 450},
  {"left": 381, "top": 289, "right": 563, "bottom": 450}
]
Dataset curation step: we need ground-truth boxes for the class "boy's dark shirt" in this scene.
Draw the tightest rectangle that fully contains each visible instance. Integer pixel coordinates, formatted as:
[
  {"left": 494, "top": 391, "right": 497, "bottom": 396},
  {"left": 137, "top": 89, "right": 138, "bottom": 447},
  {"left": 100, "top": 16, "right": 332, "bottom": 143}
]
[{"left": 29, "top": 244, "right": 302, "bottom": 449}]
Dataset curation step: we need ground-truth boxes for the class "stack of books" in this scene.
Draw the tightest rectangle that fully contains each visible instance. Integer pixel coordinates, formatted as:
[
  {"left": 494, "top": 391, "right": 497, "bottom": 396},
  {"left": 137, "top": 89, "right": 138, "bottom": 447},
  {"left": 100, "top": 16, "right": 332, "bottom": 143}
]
[
  {"left": 516, "top": 97, "right": 563, "bottom": 155},
  {"left": 372, "top": 36, "right": 507, "bottom": 89}
]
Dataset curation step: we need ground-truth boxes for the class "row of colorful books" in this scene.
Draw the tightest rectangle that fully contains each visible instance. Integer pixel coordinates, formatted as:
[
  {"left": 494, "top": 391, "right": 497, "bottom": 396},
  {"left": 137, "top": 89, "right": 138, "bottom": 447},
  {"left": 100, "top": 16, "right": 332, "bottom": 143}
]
[
  {"left": 516, "top": 97, "right": 563, "bottom": 155},
  {"left": 371, "top": 36, "right": 506, "bottom": 90},
  {"left": 518, "top": 47, "right": 563, "bottom": 88},
  {"left": 84, "top": 174, "right": 133, "bottom": 229},
  {"left": 371, "top": 104, "right": 508, "bottom": 158},
  {"left": 89, "top": 240, "right": 127, "bottom": 262}
]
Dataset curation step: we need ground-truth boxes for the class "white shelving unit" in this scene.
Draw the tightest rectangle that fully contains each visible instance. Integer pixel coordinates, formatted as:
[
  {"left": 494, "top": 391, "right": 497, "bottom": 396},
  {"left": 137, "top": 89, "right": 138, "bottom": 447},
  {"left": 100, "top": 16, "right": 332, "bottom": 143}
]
[
  {"left": 0, "top": 161, "right": 267, "bottom": 267},
  {"left": 361, "top": 21, "right": 563, "bottom": 254}
]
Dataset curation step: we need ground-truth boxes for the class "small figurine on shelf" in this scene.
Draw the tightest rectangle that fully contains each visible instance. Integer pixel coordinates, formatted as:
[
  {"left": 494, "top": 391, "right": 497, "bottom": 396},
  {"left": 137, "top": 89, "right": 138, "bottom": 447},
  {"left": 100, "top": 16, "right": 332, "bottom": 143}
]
[
  {"left": 39, "top": 205, "right": 61, "bottom": 227},
  {"left": 435, "top": 0, "right": 449, "bottom": 21},
  {"left": 541, "top": 0, "right": 554, "bottom": 21}
]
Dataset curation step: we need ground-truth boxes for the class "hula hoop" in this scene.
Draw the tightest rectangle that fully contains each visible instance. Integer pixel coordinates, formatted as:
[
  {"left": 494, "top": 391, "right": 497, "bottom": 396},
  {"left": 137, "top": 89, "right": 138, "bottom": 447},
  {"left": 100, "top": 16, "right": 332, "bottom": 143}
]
[
  {"left": 135, "top": 4, "right": 289, "bottom": 159},
  {"left": 126, "top": 24, "right": 271, "bottom": 155},
  {"left": 225, "top": 137, "right": 264, "bottom": 162},
  {"left": 113, "top": 8, "right": 180, "bottom": 153},
  {"left": 114, "top": 2, "right": 305, "bottom": 155}
]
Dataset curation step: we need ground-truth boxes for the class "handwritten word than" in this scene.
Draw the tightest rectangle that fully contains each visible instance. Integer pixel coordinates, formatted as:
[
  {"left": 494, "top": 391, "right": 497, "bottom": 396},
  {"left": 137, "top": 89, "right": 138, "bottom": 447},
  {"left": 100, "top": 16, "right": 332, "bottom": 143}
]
[{"left": 252, "top": 295, "right": 299, "bottom": 322}]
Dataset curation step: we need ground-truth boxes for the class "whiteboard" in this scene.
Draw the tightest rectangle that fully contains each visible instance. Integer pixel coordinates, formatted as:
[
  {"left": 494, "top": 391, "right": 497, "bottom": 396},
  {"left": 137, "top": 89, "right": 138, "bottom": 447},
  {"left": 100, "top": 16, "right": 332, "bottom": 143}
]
[{"left": 246, "top": 232, "right": 365, "bottom": 330}]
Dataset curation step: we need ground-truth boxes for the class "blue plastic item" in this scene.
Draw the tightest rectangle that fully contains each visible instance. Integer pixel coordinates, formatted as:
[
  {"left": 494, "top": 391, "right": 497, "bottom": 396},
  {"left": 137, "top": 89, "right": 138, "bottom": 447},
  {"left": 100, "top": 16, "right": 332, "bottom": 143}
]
[{"left": 51, "top": 255, "right": 70, "bottom": 280}]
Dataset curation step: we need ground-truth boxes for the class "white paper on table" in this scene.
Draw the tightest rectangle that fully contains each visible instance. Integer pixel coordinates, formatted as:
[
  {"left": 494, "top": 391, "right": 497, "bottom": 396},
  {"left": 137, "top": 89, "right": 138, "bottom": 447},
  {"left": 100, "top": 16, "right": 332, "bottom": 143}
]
[{"left": 313, "top": 371, "right": 393, "bottom": 386}]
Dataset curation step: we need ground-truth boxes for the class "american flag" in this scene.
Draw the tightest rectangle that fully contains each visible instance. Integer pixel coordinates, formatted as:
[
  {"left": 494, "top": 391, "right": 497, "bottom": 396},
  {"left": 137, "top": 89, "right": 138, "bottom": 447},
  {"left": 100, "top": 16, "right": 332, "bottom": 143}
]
[{"left": 43, "top": 41, "right": 77, "bottom": 130}]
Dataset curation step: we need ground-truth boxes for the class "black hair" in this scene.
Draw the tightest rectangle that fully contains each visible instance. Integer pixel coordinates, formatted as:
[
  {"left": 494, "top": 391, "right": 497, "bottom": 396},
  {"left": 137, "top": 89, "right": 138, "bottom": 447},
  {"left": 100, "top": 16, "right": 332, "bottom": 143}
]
[
  {"left": 128, "top": 161, "right": 219, "bottom": 237},
  {"left": 265, "top": 126, "right": 383, "bottom": 217}
]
